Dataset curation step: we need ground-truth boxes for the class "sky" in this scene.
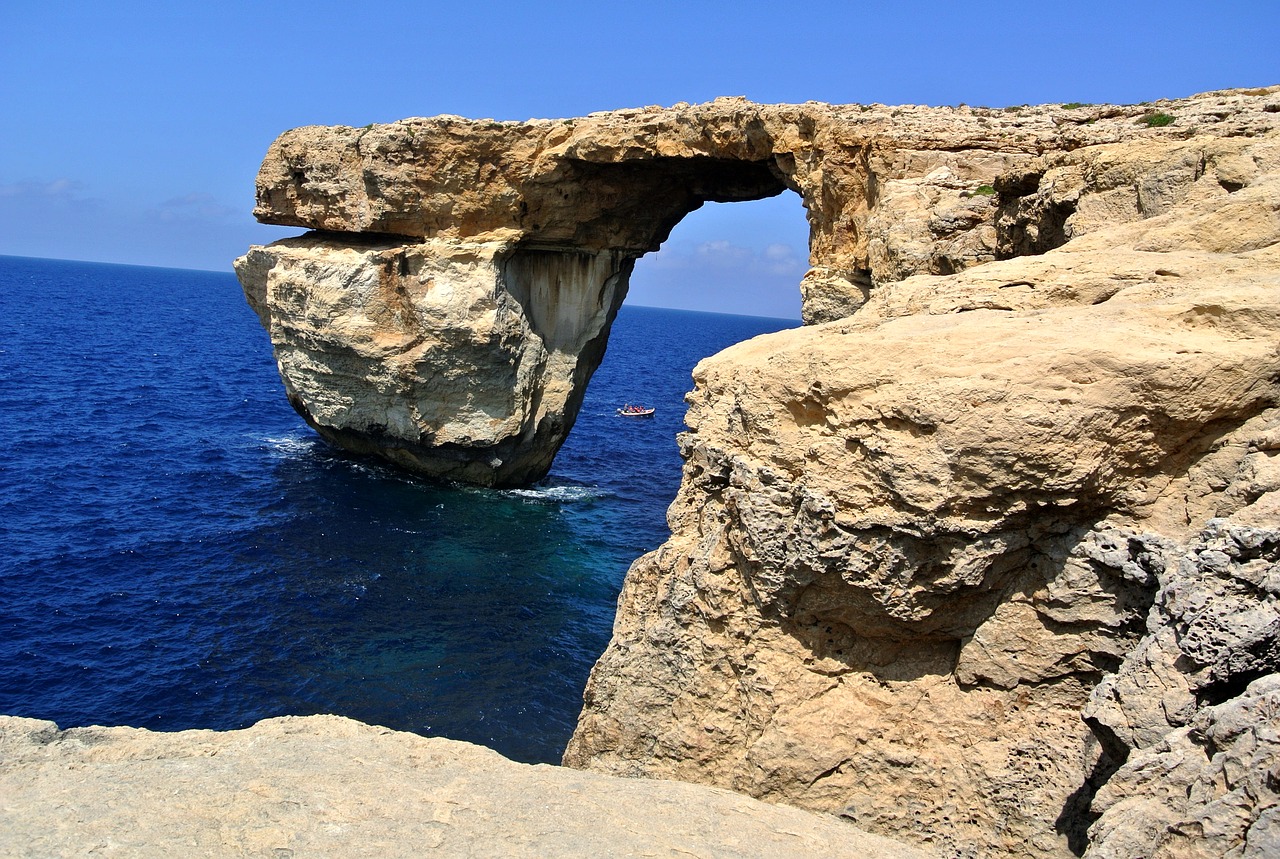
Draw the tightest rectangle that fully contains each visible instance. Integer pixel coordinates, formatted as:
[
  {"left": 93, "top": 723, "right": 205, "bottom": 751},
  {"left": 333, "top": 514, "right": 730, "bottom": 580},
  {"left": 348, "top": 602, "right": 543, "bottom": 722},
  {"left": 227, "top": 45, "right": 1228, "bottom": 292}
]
[{"left": 2, "top": 1, "right": 1277, "bottom": 319}]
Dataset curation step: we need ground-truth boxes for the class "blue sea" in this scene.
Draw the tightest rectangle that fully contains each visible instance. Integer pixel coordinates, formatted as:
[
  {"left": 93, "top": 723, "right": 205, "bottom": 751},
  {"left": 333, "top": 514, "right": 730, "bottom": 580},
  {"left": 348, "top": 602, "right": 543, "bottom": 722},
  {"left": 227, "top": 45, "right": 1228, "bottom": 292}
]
[{"left": 0, "top": 254, "right": 794, "bottom": 764}]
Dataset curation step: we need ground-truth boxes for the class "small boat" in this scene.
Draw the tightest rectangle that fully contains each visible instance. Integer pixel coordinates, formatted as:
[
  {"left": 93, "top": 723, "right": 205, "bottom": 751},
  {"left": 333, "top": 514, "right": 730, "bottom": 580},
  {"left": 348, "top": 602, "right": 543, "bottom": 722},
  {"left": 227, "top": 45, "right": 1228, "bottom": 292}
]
[{"left": 617, "top": 404, "right": 655, "bottom": 417}]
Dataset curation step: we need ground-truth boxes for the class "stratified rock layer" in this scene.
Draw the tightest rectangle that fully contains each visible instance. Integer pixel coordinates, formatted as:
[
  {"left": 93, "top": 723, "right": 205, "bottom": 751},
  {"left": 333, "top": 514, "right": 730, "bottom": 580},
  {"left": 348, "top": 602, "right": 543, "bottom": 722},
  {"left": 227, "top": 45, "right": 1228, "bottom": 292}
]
[
  {"left": 0, "top": 715, "right": 926, "bottom": 859},
  {"left": 238, "top": 88, "right": 1279, "bottom": 485},
  {"left": 237, "top": 235, "right": 630, "bottom": 484}
]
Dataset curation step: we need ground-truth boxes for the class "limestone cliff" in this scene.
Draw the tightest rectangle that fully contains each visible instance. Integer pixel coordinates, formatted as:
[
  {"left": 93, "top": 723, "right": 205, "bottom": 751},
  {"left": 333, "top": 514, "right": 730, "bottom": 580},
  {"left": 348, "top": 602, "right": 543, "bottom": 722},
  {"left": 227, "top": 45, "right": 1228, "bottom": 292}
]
[
  {"left": 560, "top": 90, "right": 1280, "bottom": 858},
  {"left": 236, "top": 87, "right": 1280, "bottom": 856}
]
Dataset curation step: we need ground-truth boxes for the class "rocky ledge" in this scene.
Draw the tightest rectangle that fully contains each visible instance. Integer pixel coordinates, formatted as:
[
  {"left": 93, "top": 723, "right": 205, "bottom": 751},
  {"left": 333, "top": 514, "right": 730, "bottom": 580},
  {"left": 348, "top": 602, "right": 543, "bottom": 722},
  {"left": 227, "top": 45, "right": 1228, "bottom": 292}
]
[{"left": 0, "top": 714, "right": 925, "bottom": 858}]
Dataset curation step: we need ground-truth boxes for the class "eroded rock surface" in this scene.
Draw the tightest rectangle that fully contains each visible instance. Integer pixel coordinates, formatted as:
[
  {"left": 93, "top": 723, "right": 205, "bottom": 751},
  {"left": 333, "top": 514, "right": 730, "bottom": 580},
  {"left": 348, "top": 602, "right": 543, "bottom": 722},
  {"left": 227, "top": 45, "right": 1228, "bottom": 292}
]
[
  {"left": 564, "top": 89, "right": 1280, "bottom": 857},
  {"left": 0, "top": 715, "right": 926, "bottom": 858},
  {"left": 236, "top": 235, "right": 630, "bottom": 484},
  {"left": 1083, "top": 520, "right": 1280, "bottom": 858},
  {"left": 238, "top": 87, "right": 1280, "bottom": 485}
]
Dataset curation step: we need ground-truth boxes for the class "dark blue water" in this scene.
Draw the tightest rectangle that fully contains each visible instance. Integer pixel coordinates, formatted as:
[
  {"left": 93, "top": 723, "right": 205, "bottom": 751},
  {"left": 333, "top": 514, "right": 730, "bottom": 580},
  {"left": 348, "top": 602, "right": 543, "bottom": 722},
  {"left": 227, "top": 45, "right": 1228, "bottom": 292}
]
[{"left": 0, "top": 254, "right": 794, "bottom": 763}]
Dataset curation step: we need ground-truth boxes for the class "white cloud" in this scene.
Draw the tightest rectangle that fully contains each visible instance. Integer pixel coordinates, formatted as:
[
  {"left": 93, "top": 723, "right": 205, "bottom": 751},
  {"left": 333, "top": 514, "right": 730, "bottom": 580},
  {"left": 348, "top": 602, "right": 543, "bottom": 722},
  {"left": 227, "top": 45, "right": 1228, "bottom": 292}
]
[
  {"left": 629, "top": 235, "right": 809, "bottom": 319},
  {"left": 646, "top": 237, "right": 807, "bottom": 276},
  {"left": 0, "top": 178, "right": 87, "bottom": 199},
  {"left": 153, "top": 192, "right": 237, "bottom": 223},
  {"left": 694, "top": 239, "right": 753, "bottom": 268},
  {"left": 759, "top": 243, "right": 803, "bottom": 275}
]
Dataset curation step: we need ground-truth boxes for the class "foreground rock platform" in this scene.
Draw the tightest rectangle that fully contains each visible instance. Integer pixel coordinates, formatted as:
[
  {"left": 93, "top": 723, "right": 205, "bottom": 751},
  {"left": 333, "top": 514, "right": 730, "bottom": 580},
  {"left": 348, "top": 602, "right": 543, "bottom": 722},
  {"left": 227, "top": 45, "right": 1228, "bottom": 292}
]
[{"left": 0, "top": 714, "right": 925, "bottom": 858}]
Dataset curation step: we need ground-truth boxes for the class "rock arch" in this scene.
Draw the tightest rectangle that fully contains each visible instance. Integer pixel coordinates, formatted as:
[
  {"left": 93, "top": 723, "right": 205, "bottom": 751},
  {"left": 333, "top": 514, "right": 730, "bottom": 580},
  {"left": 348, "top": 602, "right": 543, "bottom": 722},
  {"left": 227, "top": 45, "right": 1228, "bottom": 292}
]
[
  {"left": 233, "top": 88, "right": 1280, "bottom": 858},
  {"left": 235, "top": 98, "right": 1041, "bottom": 485}
]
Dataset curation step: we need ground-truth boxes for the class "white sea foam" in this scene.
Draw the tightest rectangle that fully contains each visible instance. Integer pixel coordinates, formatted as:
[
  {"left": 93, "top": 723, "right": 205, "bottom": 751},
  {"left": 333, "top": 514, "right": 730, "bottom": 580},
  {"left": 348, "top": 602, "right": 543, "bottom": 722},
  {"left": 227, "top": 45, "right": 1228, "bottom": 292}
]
[
  {"left": 261, "top": 434, "right": 318, "bottom": 458},
  {"left": 503, "top": 483, "right": 609, "bottom": 504}
]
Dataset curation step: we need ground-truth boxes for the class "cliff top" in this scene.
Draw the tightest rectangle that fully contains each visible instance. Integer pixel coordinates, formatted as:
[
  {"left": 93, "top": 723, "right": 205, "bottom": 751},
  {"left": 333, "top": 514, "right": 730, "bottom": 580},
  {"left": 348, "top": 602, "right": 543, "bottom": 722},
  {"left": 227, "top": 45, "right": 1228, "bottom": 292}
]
[{"left": 0, "top": 714, "right": 927, "bottom": 858}]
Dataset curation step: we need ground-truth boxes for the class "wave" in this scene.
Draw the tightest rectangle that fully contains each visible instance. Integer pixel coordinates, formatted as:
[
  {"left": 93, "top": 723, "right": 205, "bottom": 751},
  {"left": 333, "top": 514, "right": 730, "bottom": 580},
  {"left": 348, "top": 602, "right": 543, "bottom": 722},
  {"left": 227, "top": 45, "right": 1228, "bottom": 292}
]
[
  {"left": 260, "top": 434, "right": 319, "bottom": 458},
  {"left": 502, "top": 482, "right": 610, "bottom": 504}
]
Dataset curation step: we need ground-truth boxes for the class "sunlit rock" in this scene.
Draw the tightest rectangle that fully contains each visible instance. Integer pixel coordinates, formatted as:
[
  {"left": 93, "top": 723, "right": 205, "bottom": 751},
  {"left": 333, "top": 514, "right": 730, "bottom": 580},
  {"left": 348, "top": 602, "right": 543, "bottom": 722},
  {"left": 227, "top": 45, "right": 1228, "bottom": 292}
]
[
  {"left": 0, "top": 714, "right": 928, "bottom": 858},
  {"left": 238, "top": 234, "right": 631, "bottom": 485},
  {"left": 560, "top": 89, "right": 1280, "bottom": 857},
  {"left": 236, "top": 86, "right": 1280, "bottom": 857}
]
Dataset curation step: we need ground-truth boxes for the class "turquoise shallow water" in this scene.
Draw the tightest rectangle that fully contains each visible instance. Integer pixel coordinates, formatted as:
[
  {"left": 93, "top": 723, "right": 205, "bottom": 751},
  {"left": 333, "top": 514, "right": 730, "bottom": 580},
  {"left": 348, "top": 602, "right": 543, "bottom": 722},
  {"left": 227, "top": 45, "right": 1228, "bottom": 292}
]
[{"left": 0, "top": 254, "right": 794, "bottom": 763}]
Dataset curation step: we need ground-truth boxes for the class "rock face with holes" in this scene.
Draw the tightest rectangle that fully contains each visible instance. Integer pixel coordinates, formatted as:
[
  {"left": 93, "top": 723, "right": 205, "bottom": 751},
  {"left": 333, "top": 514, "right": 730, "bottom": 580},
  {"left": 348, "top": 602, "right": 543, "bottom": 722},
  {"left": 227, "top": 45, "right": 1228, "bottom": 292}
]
[
  {"left": 238, "top": 88, "right": 1279, "bottom": 486},
  {"left": 1082, "top": 519, "right": 1280, "bottom": 858},
  {"left": 562, "top": 88, "right": 1280, "bottom": 858}
]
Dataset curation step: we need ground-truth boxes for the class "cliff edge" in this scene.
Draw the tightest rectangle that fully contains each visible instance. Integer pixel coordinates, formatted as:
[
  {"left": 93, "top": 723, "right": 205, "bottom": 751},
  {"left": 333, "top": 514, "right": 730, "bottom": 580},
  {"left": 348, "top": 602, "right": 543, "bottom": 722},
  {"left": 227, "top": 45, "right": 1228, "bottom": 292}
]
[
  {"left": 237, "top": 88, "right": 1278, "bottom": 486},
  {"left": 0, "top": 714, "right": 925, "bottom": 858}
]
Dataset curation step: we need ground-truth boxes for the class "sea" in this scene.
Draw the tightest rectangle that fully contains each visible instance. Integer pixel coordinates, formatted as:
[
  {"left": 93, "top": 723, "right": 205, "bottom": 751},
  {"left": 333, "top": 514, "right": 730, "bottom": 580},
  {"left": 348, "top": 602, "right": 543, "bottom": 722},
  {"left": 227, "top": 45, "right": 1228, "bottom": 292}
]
[{"left": 0, "top": 254, "right": 795, "bottom": 764}]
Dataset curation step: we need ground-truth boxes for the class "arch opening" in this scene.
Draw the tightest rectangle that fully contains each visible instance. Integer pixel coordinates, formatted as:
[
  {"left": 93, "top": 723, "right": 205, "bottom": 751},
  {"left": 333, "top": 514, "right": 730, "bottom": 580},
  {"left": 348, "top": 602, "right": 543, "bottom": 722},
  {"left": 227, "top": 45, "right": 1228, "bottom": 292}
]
[
  {"left": 507, "top": 187, "right": 810, "bottom": 487},
  {"left": 627, "top": 190, "right": 809, "bottom": 321},
  {"left": 241, "top": 137, "right": 821, "bottom": 488}
]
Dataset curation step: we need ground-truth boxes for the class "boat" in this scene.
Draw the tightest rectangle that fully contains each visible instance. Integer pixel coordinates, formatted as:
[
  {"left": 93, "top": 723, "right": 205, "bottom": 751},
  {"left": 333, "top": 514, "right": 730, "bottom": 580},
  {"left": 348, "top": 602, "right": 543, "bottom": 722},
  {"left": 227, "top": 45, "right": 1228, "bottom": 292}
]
[{"left": 617, "top": 404, "right": 655, "bottom": 417}]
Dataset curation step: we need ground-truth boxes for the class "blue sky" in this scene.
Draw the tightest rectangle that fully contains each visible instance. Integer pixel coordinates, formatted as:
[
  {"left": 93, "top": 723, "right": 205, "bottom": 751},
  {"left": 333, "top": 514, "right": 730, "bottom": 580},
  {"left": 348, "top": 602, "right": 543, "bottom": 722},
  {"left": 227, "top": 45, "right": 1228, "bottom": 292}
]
[{"left": 2, "top": 1, "right": 1276, "bottom": 319}]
